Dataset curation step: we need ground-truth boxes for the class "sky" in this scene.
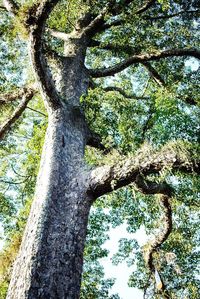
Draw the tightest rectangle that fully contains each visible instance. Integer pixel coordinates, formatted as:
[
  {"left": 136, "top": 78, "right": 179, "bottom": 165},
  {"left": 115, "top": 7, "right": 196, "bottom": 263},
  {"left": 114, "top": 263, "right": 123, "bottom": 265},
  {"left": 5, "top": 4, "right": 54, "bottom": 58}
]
[{"left": 101, "top": 224, "right": 148, "bottom": 299}]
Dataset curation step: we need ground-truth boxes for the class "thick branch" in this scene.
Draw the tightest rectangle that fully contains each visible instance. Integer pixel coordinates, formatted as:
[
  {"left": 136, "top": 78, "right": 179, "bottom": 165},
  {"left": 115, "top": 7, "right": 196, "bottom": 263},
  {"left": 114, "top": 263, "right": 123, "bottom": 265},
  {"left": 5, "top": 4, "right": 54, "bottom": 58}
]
[
  {"left": 135, "top": 174, "right": 172, "bottom": 297},
  {"left": 2, "top": 0, "right": 19, "bottom": 14},
  {"left": 81, "top": 9, "right": 107, "bottom": 37},
  {"left": 28, "top": 0, "right": 61, "bottom": 110},
  {"left": 0, "top": 89, "right": 35, "bottom": 140},
  {"left": 99, "top": 19, "right": 124, "bottom": 31},
  {"left": 88, "top": 145, "right": 199, "bottom": 198},
  {"left": 81, "top": 1, "right": 135, "bottom": 37},
  {"left": 89, "top": 48, "right": 200, "bottom": 77},
  {"left": 0, "top": 87, "right": 36, "bottom": 104},
  {"left": 47, "top": 28, "right": 70, "bottom": 41}
]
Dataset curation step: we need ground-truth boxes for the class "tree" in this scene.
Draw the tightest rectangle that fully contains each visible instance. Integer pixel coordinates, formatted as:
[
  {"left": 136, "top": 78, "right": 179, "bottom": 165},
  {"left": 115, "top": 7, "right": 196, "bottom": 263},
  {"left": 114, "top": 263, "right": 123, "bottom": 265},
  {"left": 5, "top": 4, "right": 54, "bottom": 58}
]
[{"left": 0, "top": 0, "right": 199, "bottom": 298}]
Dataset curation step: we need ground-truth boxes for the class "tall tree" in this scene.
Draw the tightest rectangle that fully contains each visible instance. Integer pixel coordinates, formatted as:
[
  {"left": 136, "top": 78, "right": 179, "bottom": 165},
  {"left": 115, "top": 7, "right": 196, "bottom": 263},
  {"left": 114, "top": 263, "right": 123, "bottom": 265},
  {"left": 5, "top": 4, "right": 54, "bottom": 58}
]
[{"left": 0, "top": 0, "right": 199, "bottom": 298}]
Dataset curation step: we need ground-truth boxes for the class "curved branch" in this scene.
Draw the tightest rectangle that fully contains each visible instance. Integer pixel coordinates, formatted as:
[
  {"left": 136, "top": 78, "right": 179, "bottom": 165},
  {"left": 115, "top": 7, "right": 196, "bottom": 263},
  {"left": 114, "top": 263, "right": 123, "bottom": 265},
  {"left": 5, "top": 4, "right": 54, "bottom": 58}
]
[
  {"left": 135, "top": 175, "right": 172, "bottom": 297},
  {"left": 81, "top": 1, "right": 135, "bottom": 37},
  {"left": 103, "top": 86, "right": 149, "bottom": 100},
  {"left": 143, "top": 194, "right": 172, "bottom": 298},
  {"left": 29, "top": 0, "right": 61, "bottom": 110},
  {"left": 0, "top": 6, "right": 7, "bottom": 11},
  {"left": 135, "top": 175, "right": 172, "bottom": 196},
  {"left": 0, "top": 89, "right": 35, "bottom": 140},
  {"left": 89, "top": 48, "right": 200, "bottom": 77},
  {"left": 88, "top": 145, "right": 199, "bottom": 199}
]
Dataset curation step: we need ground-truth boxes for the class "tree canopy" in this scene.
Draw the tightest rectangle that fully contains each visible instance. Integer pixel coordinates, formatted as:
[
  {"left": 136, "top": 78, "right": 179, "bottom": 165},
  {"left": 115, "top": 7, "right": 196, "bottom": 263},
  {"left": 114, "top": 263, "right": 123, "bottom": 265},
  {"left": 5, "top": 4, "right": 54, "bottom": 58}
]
[{"left": 0, "top": 0, "right": 200, "bottom": 298}]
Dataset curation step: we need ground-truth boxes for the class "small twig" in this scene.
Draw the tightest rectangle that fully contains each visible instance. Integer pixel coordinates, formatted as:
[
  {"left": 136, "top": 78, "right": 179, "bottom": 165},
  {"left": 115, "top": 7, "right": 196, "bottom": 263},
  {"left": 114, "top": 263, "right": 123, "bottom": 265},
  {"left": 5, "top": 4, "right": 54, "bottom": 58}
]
[
  {"left": 11, "top": 164, "right": 29, "bottom": 178},
  {"left": 27, "top": 106, "right": 47, "bottom": 117},
  {"left": 0, "top": 176, "right": 31, "bottom": 185}
]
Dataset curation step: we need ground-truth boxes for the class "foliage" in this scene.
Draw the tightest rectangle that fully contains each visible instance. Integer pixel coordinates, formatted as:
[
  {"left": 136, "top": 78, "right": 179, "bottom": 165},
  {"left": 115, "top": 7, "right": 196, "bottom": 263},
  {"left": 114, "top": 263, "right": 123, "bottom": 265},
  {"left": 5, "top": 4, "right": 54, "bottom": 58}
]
[{"left": 0, "top": 0, "right": 199, "bottom": 298}]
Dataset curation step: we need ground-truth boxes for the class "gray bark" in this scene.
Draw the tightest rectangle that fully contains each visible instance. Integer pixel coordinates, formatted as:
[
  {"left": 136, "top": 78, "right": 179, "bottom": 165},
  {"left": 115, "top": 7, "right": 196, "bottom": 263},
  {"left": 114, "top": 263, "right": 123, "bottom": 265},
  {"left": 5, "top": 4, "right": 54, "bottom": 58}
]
[
  {"left": 5, "top": 3, "right": 200, "bottom": 297},
  {"left": 7, "top": 107, "right": 92, "bottom": 299},
  {"left": 7, "top": 34, "right": 92, "bottom": 299}
]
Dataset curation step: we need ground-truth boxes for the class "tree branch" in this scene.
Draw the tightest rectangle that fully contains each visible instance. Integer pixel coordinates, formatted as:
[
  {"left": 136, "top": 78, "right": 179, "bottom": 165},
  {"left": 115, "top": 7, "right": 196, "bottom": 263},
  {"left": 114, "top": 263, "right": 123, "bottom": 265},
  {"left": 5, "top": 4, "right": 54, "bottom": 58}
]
[
  {"left": 28, "top": 0, "right": 61, "bottom": 110},
  {"left": 81, "top": 1, "right": 135, "bottom": 37},
  {"left": 86, "top": 0, "right": 156, "bottom": 34},
  {"left": 47, "top": 28, "right": 70, "bottom": 41},
  {"left": 87, "top": 132, "right": 106, "bottom": 151},
  {"left": 136, "top": 0, "right": 156, "bottom": 15},
  {"left": 142, "top": 62, "right": 166, "bottom": 86},
  {"left": 2, "top": 0, "right": 19, "bottom": 14},
  {"left": 26, "top": 106, "right": 47, "bottom": 117},
  {"left": 0, "top": 5, "right": 7, "bottom": 10},
  {"left": 81, "top": 9, "right": 107, "bottom": 37},
  {"left": 135, "top": 175, "right": 172, "bottom": 196},
  {"left": 89, "top": 48, "right": 200, "bottom": 77},
  {"left": 88, "top": 144, "right": 199, "bottom": 198},
  {"left": 140, "top": 103, "right": 155, "bottom": 142},
  {"left": 99, "top": 19, "right": 124, "bottom": 31},
  {"left": 143, "top": 194, "right": 172, "bottom": 298},
  {"left": 135, "top": 174, "right": 172, "bottom": 297},
  {"left": 0, "top": 89, "right": 35, "bottom": 140},
  {"left": 103, "top": 86, "right": 149, "bottom": 100},
  {"left": 0, "top": 87, "right": 36, "bottom": 104},
  {"left": 145, "top": 9, "right": 200, "bottom": 21}
]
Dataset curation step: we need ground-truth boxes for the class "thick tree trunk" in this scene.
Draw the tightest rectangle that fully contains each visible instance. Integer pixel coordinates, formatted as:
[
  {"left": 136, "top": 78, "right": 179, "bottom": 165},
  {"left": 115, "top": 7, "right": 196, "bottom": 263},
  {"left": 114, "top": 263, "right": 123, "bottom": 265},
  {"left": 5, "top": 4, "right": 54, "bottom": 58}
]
[{"left": 6, "top": 108, "right": 92, "bottom": 299}]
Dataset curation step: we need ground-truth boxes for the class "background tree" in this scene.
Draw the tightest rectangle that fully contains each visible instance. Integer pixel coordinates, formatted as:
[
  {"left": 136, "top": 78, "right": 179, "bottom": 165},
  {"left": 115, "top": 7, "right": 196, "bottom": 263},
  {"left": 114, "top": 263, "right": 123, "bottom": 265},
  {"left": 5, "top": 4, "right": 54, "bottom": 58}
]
[{"left": 0, "top": 0, "right": 199, "bottom": 298}]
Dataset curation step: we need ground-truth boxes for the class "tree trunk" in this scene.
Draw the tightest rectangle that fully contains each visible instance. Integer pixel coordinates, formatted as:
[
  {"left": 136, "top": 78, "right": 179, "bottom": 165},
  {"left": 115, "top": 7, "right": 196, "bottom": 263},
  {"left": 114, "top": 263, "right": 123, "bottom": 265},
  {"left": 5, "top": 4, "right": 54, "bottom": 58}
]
[{"left": 6, "top": 107, "right": 92, "bottom": 299}]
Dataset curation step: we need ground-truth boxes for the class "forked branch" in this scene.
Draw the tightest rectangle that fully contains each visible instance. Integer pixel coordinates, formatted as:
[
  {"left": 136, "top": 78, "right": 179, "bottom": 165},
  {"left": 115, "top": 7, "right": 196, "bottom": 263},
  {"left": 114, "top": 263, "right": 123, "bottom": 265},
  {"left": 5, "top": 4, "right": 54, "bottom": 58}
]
[{"left": 143, "top": 194, "right": 172, "bottom": 298}]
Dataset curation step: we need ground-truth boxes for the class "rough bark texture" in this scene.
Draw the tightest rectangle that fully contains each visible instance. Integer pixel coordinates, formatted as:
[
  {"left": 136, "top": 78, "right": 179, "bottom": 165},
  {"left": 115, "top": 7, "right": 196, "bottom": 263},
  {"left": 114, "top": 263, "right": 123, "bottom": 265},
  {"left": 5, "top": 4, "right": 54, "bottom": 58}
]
[
  {"left": 3, "top": 1, "right": 200, "bottom": 298},
  {"left": 7, "top": 108, "right": 92, "bottom": 299},
  {"left": 6, "top": 21, "right": 92, "bottom": 298}
]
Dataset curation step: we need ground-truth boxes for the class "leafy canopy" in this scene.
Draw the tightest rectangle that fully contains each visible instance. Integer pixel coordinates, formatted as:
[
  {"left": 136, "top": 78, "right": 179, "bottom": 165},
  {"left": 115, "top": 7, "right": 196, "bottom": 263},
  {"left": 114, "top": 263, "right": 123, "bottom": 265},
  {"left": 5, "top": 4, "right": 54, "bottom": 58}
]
[{"left": 0, "top": 0, "right": 199, "bottom": 298}]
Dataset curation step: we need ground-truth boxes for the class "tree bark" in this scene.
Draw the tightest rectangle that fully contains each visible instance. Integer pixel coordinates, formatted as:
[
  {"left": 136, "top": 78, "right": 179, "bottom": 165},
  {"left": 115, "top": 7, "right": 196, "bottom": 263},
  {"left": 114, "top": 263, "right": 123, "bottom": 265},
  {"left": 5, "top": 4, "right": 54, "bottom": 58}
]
[{"left": 6, "top": 106, "right": 92, "bottom": 299}]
